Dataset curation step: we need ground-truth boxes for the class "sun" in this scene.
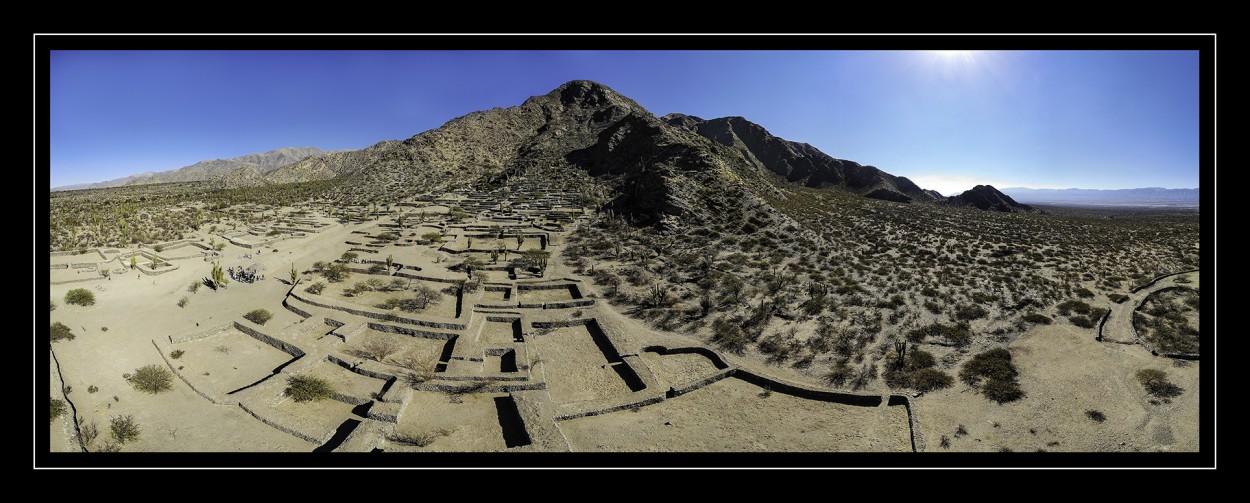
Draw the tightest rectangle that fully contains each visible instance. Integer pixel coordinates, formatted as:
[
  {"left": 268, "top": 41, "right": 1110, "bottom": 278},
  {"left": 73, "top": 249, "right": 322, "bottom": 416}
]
[{"left": 932, "top": 50, "right": 975, "bottom": 60}]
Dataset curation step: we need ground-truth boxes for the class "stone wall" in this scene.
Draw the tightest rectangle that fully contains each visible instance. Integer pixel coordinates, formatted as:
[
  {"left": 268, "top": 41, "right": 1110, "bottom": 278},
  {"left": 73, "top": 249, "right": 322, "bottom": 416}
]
[
  {"left": 1095, "top": 310, "right": 1111, "bottom": 342},
  {"left": 366, "top": 322, "right": 458, "bottom": 340},
  {"left": 1130, "top": 268, "right": 1200, "bottom": 293},
  {"left": 668, "top": 368, "right": 736, "bottom": 397},
  {"left": 232, "top": 321, "right": 305, "bottom": 358},
  {"left": 237, "top": 400, "right": 329, "bottom": 445},
  {"left": 286, "top": 290, "right": 466, "bottom": 330},
  {"left": 642, "top": 345, "right": 731, "bottom": 369},
  {"left": 151, "top": 338, "right": 235, "bottom": 405},
  {"left": 732, "top": 370, "right": 883, "bottom": 407},
  {"left": 168, "top": 322, "right": 234, "bottom": 344}
]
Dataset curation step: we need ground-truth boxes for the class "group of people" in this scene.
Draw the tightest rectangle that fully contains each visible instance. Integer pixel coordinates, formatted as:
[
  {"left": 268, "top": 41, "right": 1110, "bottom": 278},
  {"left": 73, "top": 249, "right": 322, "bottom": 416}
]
[{"left": 228, "top": 266, "right": 264, "bottom": 283}]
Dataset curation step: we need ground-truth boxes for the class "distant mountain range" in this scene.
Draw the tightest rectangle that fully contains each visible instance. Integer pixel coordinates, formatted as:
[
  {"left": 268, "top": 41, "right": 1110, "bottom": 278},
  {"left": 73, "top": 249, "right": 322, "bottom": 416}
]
[
  {"left": 50, "top": 146, "right": 340, "bottom": 191},
  {"left": 1000, "top": 187, "right": 1199, "bottom": 208}
]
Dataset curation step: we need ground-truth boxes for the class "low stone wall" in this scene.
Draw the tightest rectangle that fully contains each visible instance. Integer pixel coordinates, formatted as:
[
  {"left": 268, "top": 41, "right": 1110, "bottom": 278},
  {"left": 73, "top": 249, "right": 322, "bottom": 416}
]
[
  {"left": 282, "top": 296, "right": 315, "bottom": 319},
  {"left": 530, "top": 318, "right": 593, "bottom": 329},
  {"left": 50, "top": 263, "right": 69, "bottom": 269},
  {"left": 732, "top": 370, "right": 883, "bottom": 407},
  {"left": 485, "top": 315, "right": 521, "bottom": 323},
  {"left": 151, "top": 338, "right": 236, "bottom": 405},
  {"left": 407, "top": 381, "right": 546, "bottom": 393},
  {"left": 552, "top": 391, "right": 668, "bottom": 421},
  {"left": 233, "top": 321, "right": 305, "bottom": 358},
  {"left": 50, "top": 248, "right": 109, "bottom": 259},
  {"left": 237, "top": 400, "right": 330, "bottom": 445},
  {"left": 367, "top": 401, "right": 403, "bottom": 423},
  {"left": 137, "top": 262, "right": 180, "bottom": 276},
  {"left": 326, "top": 354, "right": 399, "bottom": 382},
  {"left": 168, "top": 322, "right": 234, "bottom": 344},
  {"left": 668, "top": 368, "right": 736, "bottom": 397},
  {"left": 543, "top": 299, "right": 596, "bottom": 309},
  {"left": 1095, "top": 310, "right": 1111, "bottom": 341},
  {"left": 511, "top": 390, "right": 571, "bottom": 451},
  {"left": 367, "top": 322, "right": 458, "bottom": 340},
  {"left": 287, "top": 291, "right": 466, "bottom": 330},
  {"left": 642, "top": 345, "right": 731, "bottom": 370},
  {"left": 1130, "top": 268, "right": 1200, "bottom": 293},
  {"left": 888, "top": 394, "right": 926, "bottom": 452},
  {"left": 393, "top": 270, "right": 463, "bottom": 284},
  {"left": 50, "top": 276, "right": 105, "bottom": 286}
]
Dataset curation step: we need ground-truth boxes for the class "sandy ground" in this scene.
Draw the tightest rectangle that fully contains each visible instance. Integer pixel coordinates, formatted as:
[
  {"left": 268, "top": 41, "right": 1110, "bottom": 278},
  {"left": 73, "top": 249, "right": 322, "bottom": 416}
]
[
  {"left": 558, "top": 377, "right": 912, "bottom": 452},
  {"left": 389, "top": 391, "right": 510, "bottom": 452},
  {"left": 174, "top": 328, "right": 295, "bottom": 393},
  {"left": 639, "top": 350, "right": 721, "bottom": 389},
  {"left": 529, "top": 325, "right": 633, "bottom": 404},
  {"left": 915, "top": 322, "right": 1199, "bottom": 452}
]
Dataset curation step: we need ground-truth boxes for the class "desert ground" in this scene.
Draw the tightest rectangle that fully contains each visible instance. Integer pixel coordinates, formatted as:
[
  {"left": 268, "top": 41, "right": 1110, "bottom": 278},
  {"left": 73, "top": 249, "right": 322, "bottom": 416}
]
[{"left": 46, "top": 177, "right": 1201, "bottom": 454}]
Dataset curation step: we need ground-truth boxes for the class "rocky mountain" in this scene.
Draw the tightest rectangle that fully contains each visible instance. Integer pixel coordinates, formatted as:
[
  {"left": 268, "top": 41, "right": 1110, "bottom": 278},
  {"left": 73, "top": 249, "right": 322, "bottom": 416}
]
[
  {"left": 270, "top": 80, "right": 757, "bottom": 224},
  {"left": 270, "top": 80, "right": 964, "bottom": 223},
  {"left": 144, "top": 81, "right": 1026, "bottom": 225},
  {"left": 51, "top": 146, "right": 336, "bottom": 191},
  {"left": 662, "top": 114, "right": 940, "bottom": 203},
  {"left": 947, "top": 185, "right": 1036, "bottom": 213},
  {"left": 1000, "top": 187, "right": 1199, "bottom": 208}
]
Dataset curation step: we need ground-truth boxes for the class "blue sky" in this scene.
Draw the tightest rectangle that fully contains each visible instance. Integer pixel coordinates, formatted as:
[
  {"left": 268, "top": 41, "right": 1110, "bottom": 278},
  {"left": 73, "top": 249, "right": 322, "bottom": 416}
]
[{"left": 49, "top": 50, "right": 1200, "bottom": 194}]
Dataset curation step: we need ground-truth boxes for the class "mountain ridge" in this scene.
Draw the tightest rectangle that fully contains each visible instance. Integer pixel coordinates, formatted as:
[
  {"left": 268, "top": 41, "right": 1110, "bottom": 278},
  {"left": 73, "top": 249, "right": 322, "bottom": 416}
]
[{"left": 51, "top": 146, "right": 339, "bottom": 191}]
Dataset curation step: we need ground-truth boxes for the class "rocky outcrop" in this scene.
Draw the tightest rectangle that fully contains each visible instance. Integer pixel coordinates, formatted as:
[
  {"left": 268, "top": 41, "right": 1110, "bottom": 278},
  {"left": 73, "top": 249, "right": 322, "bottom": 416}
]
[{"left": 946, "top": 184, "right": 1036, "bottom": 213}]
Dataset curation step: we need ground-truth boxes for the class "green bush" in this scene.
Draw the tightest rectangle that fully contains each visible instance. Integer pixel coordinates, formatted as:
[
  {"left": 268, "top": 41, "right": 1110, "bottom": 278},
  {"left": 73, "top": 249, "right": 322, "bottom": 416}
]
[
  {"left": 243, "top": 308, "right": 273, "bottom": 325},
  {"left": 1136, "top": 368, "right": 1183, "bottom": 398},
  {"left": 912, "top": 368, "right": 954, "bottom": 392},
  {"left": 960, "top": 348, "right": 1023, "bottom": 403},
  {"left": 65, "top": 288, "right": 95, "bottom": 306},
  {"left": 1022, "top": 313, "right": 1053, "bottom": 324},
  {"left": 285, "top": 375, "right": 335, "bottom": 403},
  {"left": 177, "top": 296, "right": 189, "bottom": 308},
  {"left": 50, "top": 398, "right": 66, "bottom": 423},
  {"left": 169, "top": 350, "right": 185, "bottom": 359},
  {"left": 1056, "top": 299, "right": 1092, "bottom": 315},
  {"left": 50, "top": 299, "right": 56, "bottom": 311},
  {"left": 127, "top": 364, "right": 174, "bottom": 394},
  {"left": 1069, "top": 315, "right": 1095, "bottom": 328},
  {"left": 1085, "top": 409, "right": 1107, "bottom": 423},
  {"left": 322, "top": 263, "right": 350, "bottom": 282},
  {"left": 304, "top": 281, "right": 326, "bottom": 294},
  {"left": 960, "top": 348, "right": 1016, "bottom": 385},
  {"left": 50, "top": 322, "right": 75, "bottom": 343},
  {"left": 906, "top": 323, "right": 972, "bottom": 346},
  {"left": 905, "top": 348, "right": 936, "bottom": 371},
  {"left": 954, "top": 304, "right": 988, "bottom": 321},
  {"left": 110, "top": 415, "right": 140, "bottom": 444},
  {"left": 981, "top": 378, "right": 1024, "bottom": 403},
  {"left": 341, "top": 251, "right": 359, "bottom": 262}
]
